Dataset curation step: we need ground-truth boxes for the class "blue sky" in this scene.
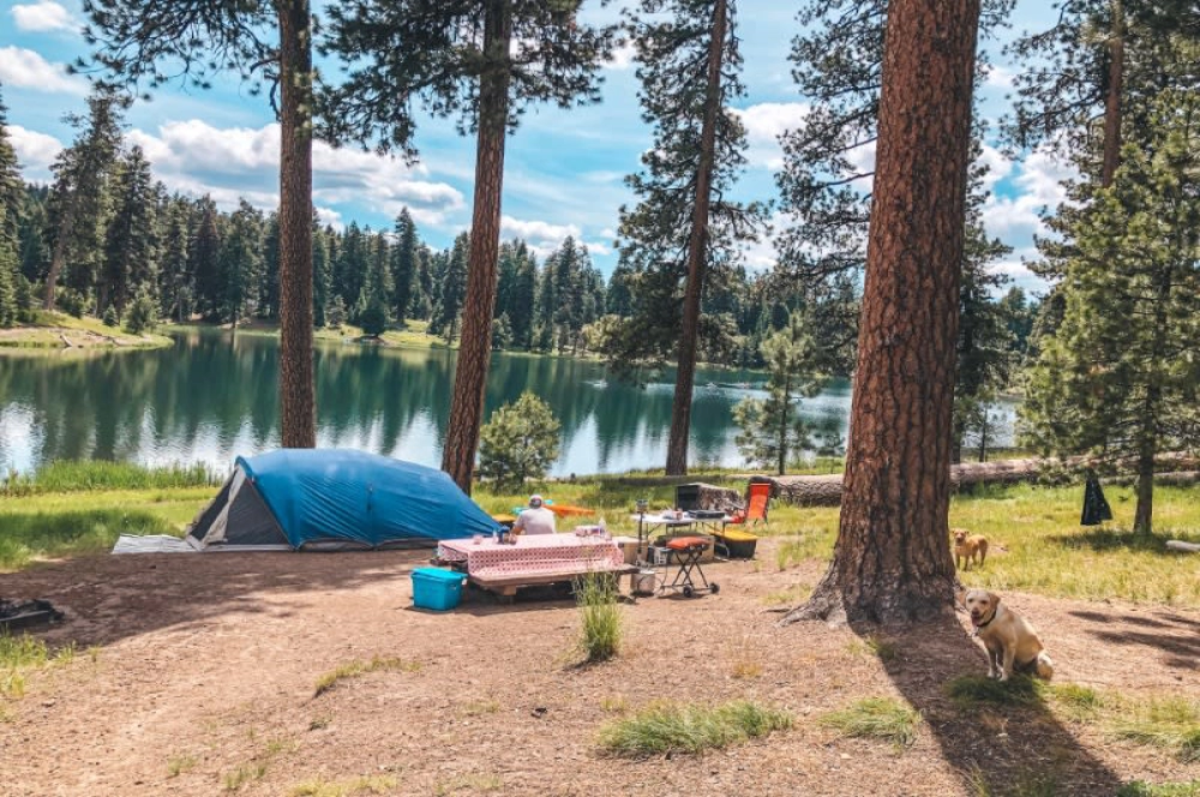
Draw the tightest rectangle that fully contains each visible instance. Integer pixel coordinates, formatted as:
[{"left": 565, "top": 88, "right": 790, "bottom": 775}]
[{"left": 1, "top": 0, "right": 1068, "bottom": 293}]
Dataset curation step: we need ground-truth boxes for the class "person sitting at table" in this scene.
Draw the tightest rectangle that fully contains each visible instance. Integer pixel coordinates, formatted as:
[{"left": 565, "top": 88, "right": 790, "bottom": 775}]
[{"left": 512, "top": 494, "right": 556, "bottom": 536}]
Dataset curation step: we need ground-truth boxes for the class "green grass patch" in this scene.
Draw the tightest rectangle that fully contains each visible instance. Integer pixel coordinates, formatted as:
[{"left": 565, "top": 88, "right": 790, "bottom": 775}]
[
  {"left": 967, "top": 766, "right": 1061, "bottom": 797},
  {"left": 596, "top": 700, "right": 792, "bottom": 758},
  {"left": 289, "top": 776, "right": 399, "bottom": 797},
  {"left": 0, "top": 633, "right": 80, "bottom": 698},
  {"left": 818, "top": 697, "right": 921, "bottom": 748},
  {"left": 946, "top": 674, "right": 1045, "bottom": 709},
  {"left": 575, "top": 574, "right": 623, "bottom": 664},
  {"left": 1108, "top": 696, "right": 1200, "bottom": 762},
  {"left": 0, "top": 484, "right": 213, "bottom": 572},
  {"left": 432, "top": 774, "right": 503, "bottom": 795},
  {"left": 1117, "top": 781, "right": 1200, "bottom": 797},
  {"left": 313, "top": 656, "right": 421, "bottom": 697},
  {"left": 3, "top": 460, "right": 220, "bottom": 497},
  {"left": 1046, "top": 683, "right": 1105, "bottom": 722}
]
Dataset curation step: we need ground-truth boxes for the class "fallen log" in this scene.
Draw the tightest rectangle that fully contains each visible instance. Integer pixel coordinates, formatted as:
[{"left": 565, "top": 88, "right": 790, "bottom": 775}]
[{"left": 1166, "top": 540, "right": 1200, "bottom": 553}]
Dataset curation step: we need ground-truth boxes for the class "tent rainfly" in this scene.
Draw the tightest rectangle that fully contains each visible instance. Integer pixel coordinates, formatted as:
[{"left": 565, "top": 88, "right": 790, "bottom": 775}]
[{"left": 186, "top": 449, "right": 500, "bottom": 551}]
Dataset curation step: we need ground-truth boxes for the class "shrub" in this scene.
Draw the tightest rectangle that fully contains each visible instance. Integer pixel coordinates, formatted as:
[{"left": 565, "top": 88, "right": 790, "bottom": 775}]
[
  {"left": 576, "top": 574, "right": 622, "bottom": 663},
  {"left": 125, "top": 292, "right": 158, "bottom": 334},
  {"left": 358, "top": 295, "right": 389, "bottom": 337},
  {"left": 102, "top": 305, "right": 119, "bottom": 327},
  {"left": 478, "top": 392, "right": 561, "bottom": 490}
]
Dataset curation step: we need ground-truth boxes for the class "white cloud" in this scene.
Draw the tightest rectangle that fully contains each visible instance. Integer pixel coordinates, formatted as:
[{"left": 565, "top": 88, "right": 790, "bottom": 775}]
[
  {"left": 984, "top": 64, "right": 1015, "bottom": 89},
  {"left": 731, "top": 102, "right": 809, "bottom": 169},
  {"left": 0, "top": 46, "right": 87, "bottom": 94},
  {"left": 605, "top": 42, "right": 637, "bottom": 70},
  {"left": 976, "top": 142, "right": 1014, "bottom": 190},
  {"left": 583, "top": 241, "right": 611, "bottom": 256},
  {"left": 11, "top": 0, "right": 76, "bottom": 33},
  {"left": 501, "top": 215, "right": 581, "bottom": 245},
  {"left": 8, "top": 125, "right": 63, "bottom": 178},
  {"left": 127, "top": 120, "right": 464, "bottom": 223},
  {"left": 315, "top": 206, "right": 343, "bottom": 230},
  {"left": 981, "top": 145, "right": 1075, "bottom": 241}
]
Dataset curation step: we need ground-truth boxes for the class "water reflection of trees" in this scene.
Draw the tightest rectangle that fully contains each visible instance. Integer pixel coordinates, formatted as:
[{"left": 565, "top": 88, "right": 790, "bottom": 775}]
[{"left": 0, "top": 330, "right": 869, "bottom": 473}]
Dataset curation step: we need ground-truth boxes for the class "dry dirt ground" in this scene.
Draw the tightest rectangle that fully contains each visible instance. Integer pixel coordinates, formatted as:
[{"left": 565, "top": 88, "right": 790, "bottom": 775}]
[{"left": 2, "top": 540, "right": 1197, "bottom": 796}]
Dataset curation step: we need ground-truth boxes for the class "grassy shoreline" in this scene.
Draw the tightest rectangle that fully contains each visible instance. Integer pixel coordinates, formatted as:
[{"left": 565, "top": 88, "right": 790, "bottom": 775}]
[
  {"left": 0, "top": 311, "right": 174, "bottom": 351},
  {"left": 1, "top": 460, "right": 1197, "bottom": 608}
]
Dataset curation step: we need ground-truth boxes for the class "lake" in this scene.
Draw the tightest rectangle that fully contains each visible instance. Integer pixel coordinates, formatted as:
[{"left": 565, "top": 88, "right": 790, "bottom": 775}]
[{"left": 0, "top": 329, "right": 1014, "bottom": 476}]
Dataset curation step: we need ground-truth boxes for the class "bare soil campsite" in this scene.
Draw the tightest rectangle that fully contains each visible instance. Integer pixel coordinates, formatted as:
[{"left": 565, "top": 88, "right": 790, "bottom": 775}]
[{"left": 2, "top": 505, "right": 1199, "bottom": 796}]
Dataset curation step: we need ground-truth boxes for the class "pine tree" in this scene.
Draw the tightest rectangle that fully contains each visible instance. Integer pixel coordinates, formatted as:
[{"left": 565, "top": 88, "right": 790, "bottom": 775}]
[
  {"left": 732, "top": 316, "right": 825, "bottom": 475},
  {"left": 190, "top": 198, "right": 222, "bottom": 319},
  {"left": 410, "top": 245, "right": 434, "bottom": 320},
  {"left": 0, "top": 85, "right": 23, "bottom": 327},
  {"left": 43, "top": 85, "right": 128, "bottom": 311},
  {"left": 322, "top": 0, "right": 616, "bottom": 492},
  {"left": 334, "top": 221, "right": 368, "bottom": 310},
  {"left": 616, "top": 0, "right": 765, "bottom": 475},
  {"left": 786, "top": 0, "right": 984, "bottom": 626},
  {"left": 217, "top": 200, "right": 263, "bottom": 327},
  {"left": 357, "top": 230, "right": 393, "bottom": 333},
  {"left": 953, "top": 141, "right": 1016, "bottom": 463},
  {"left": 159, "top": 197, "right": 192, "bottom": 322},
  {"left": 509, "top": 244, "right": 537, "bottom": 349},
  {"left": 101, "top": 145, "right": 158, "bottom": 317},
  {"left": 18, "top": 190, "right": 49, "bottom": 286},
  {"left": 1022, "top": 90, "right": 1200, "bottom": 535},
  {"left": 431, "top": 233, "right": 469, "bottom": 344},
  {"left": 312, "top": 215, "right": 330, "bottom": 328},
  {"left": 85, "top": 0, "right": 319, "bottom": 447},
  {"left": 391, "top": 208, "right": 418, "bottom": 327},
  {"left": 259, "top": 211, "right": 280, "bottom": 320},
  {"left": 605, "top": 253, "right": 634, "bottom": 318}
]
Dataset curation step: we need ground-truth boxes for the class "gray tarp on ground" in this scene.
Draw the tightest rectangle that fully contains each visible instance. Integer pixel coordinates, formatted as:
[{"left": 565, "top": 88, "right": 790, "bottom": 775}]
[{"left": 112, "top": 534, "right": 197, "bottom": 554}]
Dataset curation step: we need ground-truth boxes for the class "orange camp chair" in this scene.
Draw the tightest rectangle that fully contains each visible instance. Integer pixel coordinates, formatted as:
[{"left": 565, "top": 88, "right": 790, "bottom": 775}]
[{"left": 728, "top": 482, "right": 770, "bottom": 527}]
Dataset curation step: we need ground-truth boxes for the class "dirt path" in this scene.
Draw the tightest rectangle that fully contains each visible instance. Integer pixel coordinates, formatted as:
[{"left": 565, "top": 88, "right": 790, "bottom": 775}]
[{"left": 2, "top": 542, "right": 1197, "bottom": 796}]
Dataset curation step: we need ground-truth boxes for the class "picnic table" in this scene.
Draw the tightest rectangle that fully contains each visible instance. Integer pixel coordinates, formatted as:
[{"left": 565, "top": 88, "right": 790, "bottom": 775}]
[{"left": 437, "top": 535, "right": 636, "bottom": 600}]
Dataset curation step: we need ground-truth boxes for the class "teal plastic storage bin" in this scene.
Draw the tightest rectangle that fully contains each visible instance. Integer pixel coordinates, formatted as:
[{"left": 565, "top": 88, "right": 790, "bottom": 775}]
[{"left": 411, "top": 567, "right": 467, "bottom": 611}]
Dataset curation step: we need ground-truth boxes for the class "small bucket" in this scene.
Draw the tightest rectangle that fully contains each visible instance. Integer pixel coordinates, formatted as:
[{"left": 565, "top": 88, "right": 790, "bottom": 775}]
[{"left": 632, "top": 569, "right": 657, "bottom": 596}]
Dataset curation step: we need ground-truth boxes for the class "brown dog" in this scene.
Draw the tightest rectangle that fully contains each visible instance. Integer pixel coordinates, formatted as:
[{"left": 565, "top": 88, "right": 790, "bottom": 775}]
[
  {"left": 963, "top": 589, "right": 1055, "bottom": 681},
  {"left": 953, "top": 529, "right": 988, "bottom": 570}
]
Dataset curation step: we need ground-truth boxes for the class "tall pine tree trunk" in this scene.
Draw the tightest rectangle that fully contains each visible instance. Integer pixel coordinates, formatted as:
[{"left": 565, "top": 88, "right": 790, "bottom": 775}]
[
  {"left": 441, "top": 0, "right": 512, "bottom": 494},
  {"left": 1134, "top": 268, "right": 1171, "bottom": 534},
  {"left": 784, "top": 0, "right": 981, "bottom": 626},
  {"left": 1101, "top": 0, "right": 1125, "bottom": 187},
  {"left": 278, "top": 0, "right": 316, "bottom": 448},
  {"left": 665, "top": 0, "right": 728, "bottom": 476}
]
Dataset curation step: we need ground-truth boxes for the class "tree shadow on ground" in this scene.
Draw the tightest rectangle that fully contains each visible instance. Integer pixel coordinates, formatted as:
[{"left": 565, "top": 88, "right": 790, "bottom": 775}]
[
  {"left": 1068, "top": 609, "right": 1200, "bottom": 672},
  {"left": 846, "top": 613, "right": 1126, "bottom": 796},
  {"left": 0, "top": 548, "right": 437, "bottom": 650},
  {"left": 1047, "top": 528, "right": 1200, "bottom": 555}
]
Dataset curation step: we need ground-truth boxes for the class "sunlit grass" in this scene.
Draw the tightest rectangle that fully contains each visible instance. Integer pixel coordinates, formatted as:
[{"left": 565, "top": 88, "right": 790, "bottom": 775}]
[
  {"left": 596, "top": 700, "right": 791, "bottom": 758},
  {"left": 289, "top": 775, "right": 399, "bottom": 797},
  {"left": 818, "top": 697, "right": 921, "bottom": 748}
]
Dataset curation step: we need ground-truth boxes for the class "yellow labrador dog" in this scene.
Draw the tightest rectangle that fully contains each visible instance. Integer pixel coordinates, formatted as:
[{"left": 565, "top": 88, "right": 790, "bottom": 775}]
[{"left": 963, "top": 589, "right": 1055, "bottom": 681}]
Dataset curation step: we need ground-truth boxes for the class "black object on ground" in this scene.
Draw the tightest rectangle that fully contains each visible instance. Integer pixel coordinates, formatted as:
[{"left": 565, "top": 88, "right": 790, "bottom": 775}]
[
  {"left": 1081, "top": 474, "right": 1113, "bottom": 526},
  {"left": 0, "top": 599, "right": 65, "bottom": 631}
]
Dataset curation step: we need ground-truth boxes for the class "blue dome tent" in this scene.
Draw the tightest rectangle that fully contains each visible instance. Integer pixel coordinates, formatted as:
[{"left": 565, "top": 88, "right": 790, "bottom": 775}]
[{"left": 186, "top": 449, "right": 500, "bottom": 551}]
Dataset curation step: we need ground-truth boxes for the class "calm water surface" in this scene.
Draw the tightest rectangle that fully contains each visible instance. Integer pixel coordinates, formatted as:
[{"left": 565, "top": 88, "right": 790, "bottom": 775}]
[{"left": 0, "top": 329, "right": 1012, "bottom": 475}]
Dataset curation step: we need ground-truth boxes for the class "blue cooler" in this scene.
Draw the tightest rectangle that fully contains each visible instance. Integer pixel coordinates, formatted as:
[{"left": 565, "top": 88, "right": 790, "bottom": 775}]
[{"left": 411, "top": 567, "right": 467, "bottom": 611}]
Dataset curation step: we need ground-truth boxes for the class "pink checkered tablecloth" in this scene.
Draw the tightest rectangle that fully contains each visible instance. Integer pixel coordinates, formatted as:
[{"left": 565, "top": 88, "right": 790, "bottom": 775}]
[{"left": 438, "top": 534, "right": 624, "bottom": 580}]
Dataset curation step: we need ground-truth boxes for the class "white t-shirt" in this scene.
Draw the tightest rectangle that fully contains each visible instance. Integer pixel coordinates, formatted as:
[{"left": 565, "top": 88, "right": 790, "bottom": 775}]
[{"left": 513, "top": 506, "right": 556, "bottom": 535}]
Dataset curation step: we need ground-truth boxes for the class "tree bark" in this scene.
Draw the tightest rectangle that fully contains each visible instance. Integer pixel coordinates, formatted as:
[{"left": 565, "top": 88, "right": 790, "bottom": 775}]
[
  {"left": 784, "top": 0, "right": 982, "bottom": 626},
  {"left": 665, "top": 0, "right": 729, "bottom": 477},
  {"left": 277, "top": 0, "right": 316, "bottom": 449},
  {"left": 441, "top": 0, "right": 513, "bottom": 494},
  {"left": 1101, "top": 0, "right": 1125, "bottom": 188}
]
